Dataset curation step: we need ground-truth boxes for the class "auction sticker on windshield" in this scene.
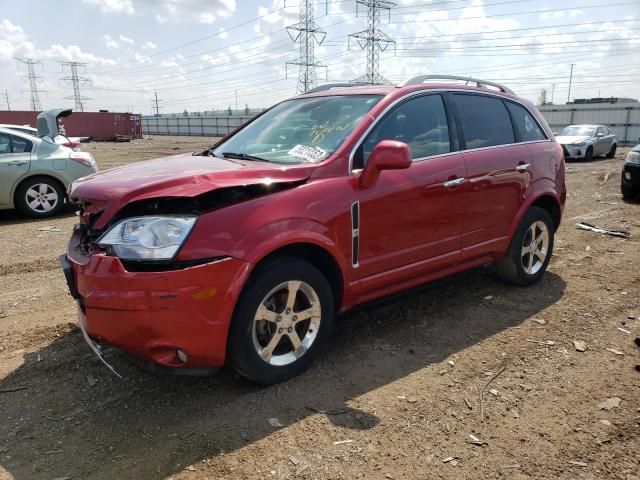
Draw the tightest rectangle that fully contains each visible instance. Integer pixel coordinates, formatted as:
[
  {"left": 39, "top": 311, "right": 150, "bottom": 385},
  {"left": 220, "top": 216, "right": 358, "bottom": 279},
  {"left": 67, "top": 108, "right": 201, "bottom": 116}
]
[{"left": 288, "top": 144, "right": 327, "bottom": 163}]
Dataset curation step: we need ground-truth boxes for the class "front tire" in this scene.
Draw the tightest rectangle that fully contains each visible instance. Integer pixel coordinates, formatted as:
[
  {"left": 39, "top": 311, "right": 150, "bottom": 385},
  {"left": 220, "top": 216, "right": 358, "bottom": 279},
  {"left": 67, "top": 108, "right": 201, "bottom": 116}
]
[
  {"left": 14, "top": 176, "right": 66, "bottom": 218},
  {"left": 584, "top": 146, "right": 593, "bottom": 162},
  {"left": 496, "top": 207, "right": 554, "bottom": 286},
  {"left": 227, "top": 256, "right": 334, "bottom": 384},
  {"left": 606, "top": 143, "right": 617, "bottom": 158},
  {"left": 622, "top": 182, "right": 637, "bottom": 200}
]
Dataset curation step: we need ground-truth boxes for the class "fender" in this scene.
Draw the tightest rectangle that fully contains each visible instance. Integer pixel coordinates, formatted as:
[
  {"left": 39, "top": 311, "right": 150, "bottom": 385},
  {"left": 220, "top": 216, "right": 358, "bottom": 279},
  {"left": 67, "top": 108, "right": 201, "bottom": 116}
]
[{"left": 504, "top": 182, "right": 562, "bottom": 248}]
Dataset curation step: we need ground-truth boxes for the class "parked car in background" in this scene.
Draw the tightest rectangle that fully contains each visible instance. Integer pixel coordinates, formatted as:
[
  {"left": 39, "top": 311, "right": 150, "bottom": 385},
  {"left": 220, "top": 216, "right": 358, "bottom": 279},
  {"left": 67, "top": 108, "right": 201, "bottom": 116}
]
[
  {"left": 0, "top": 127, "right": 97, "bottom": 218},
  {"left": 37, "top": 109, "right": 84, "bottom": 151},
  {"left": 622, "top": 144, "right": 640, "bottom": 199},
  {"left": 61, "top": 75, "right": 565, "bottom": 384},
  {"left": 555, "top": 124, "right": 617, "bottom": 161},
  {"left": 0, "top": 124, "right": 38, "bottom": 136}
]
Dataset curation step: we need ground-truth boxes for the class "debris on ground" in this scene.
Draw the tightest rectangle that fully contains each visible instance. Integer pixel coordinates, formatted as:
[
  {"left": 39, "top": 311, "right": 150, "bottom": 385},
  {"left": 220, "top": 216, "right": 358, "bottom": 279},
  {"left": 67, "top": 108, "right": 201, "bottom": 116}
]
[
  {"left": 575, "top": 221, "right": 631, "bottom": 238},
  {"left": 87, "top": 374, "right": 97, "bottom": 387},
  {"left": 466, "top": 434, "right": 487, "bottom": 446},
  {"left": 597, "top": 397, "right": 621, "bottom": 411},
  {"left": 268, "top": 418, "right": 283, "bottom": 427},
  {"left": 606, "top": 348, "right": 624, "bottom": 356},
  {"left": 573, "top": 340, "right": 588, "bottom": 352},
  {"left": 333, "top": 439, "right": 354, "bottom": 445},
  {"left": 480, "top": 364, "right": 506, "bottom": 422},
  {"left": 569, "top": 460, "right": 588, "bottom": 467},
  {"left": 533, "top": 318, "right": 546, "bottom": 325}
]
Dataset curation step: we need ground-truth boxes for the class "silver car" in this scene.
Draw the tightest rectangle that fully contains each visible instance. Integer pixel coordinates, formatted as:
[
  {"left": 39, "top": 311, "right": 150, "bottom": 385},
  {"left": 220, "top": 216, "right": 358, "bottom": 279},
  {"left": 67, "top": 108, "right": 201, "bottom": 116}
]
[
  {"left": 555, "top": 124, "right": 617, "bottom": 161},
  {"left": 0, "top": 127, "right": 97, "bottom": 218}
]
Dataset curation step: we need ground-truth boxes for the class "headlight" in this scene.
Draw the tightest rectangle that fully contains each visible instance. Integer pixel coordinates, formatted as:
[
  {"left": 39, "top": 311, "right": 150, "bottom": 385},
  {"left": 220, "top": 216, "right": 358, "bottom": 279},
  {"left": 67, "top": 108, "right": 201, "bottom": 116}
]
[
  {"left": 572, "top": 142, "right": 588, "bottom": 147},
  {"left": 626, "top": 151, "right": 640, "bottom": 165},
  {"left": 98, "top": 216, "right": 197, "bottom": 260}
]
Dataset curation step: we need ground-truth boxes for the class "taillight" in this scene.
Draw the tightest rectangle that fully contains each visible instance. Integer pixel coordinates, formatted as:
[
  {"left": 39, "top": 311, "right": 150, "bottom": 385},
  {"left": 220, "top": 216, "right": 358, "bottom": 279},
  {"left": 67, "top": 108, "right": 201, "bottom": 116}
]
[
  {"left": 64, "top": 141, "right": 81, "bottom": 149},
  {"left": 69, "top": 152, "right": 95, "bottom": 168}
]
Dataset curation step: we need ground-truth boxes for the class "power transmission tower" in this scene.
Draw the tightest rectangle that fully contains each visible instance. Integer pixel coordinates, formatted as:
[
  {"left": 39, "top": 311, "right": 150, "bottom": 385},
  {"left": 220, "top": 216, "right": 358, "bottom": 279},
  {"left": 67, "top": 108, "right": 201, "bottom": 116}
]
[
  {"left": 152, "top": 91, "right": 162, "bottom": 116},
  {"left": 348, "top": 0, "right": 396, "bottom": 85},
  {"left": 285, "top": 0, "right": 327, "bottom": 93},
  {"left": 60, "top": 61, "right": 91, "bottom": 112},
  {"left": 15, "top": 57, "right": 45, "bottom": 111},
  {"left": 4, "top": 90, "right": 10, "bottom": 110}
]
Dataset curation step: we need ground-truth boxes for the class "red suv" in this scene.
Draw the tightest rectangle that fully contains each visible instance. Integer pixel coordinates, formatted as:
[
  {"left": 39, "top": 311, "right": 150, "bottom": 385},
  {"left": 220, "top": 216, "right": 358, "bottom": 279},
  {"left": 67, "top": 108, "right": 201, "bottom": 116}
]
[{"left": 61, "top": 75, "right": 566, "bottom": 384}]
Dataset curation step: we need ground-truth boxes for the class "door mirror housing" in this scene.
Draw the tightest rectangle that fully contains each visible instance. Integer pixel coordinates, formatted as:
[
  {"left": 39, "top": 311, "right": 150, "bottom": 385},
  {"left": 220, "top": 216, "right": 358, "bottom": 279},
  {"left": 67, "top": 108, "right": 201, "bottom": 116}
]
[
  {"left": 596, "top": 132, "right": 605, "bottom": 138},
  {"left": 359, "top": 140, "right": 412, "bottom": 188}
]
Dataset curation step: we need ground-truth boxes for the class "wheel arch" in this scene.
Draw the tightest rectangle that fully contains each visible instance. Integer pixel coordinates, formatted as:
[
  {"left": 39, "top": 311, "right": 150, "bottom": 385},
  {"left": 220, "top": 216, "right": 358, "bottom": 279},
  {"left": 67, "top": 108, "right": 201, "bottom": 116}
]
[
  {"left": 507, "top": 191, "right": 562, "bottom": 246},
  {"left": 12, "top": 172, "right": 68, "bottom": 206},
  {"left": 249, "top": 241, "right": 346, "bottom": 313}
]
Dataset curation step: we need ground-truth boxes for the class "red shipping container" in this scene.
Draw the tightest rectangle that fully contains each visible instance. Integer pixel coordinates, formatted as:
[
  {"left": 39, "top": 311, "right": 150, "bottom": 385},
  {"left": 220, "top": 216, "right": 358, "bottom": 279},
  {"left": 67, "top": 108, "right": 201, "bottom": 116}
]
[{"left": 0, "top": 110, "right": 142, "bottom": 141}]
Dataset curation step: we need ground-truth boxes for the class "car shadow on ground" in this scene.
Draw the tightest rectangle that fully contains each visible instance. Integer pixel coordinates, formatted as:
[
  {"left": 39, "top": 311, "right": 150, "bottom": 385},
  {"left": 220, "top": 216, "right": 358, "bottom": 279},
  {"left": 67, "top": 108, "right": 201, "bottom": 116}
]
[
  {"left": 0, "top": 206, "right": 77, "bottom": 227},
  {"left": 0, "top": 269, "right": 566, "bottom": 480}
]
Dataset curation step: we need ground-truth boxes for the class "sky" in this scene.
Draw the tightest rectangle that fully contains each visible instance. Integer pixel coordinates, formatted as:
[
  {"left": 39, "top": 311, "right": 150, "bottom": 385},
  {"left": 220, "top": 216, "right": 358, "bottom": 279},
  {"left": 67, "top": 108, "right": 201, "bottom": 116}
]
[{"left": 0, "top": 0, "right": 639, "bottom": 115}]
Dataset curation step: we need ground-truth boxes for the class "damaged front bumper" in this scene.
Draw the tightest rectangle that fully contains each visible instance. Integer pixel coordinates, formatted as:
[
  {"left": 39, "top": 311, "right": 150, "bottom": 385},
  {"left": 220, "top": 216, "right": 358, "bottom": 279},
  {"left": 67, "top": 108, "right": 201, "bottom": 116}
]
[{"left": 60, "top": 229, "right": 252, "bottom": 375}]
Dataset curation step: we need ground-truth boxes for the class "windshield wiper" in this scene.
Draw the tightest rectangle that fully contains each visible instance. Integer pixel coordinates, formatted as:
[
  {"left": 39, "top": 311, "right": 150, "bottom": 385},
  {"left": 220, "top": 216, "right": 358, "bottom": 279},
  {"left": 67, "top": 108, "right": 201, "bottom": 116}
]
[{"left": 220, "top": 151, "right": 270, "bottom": 162}]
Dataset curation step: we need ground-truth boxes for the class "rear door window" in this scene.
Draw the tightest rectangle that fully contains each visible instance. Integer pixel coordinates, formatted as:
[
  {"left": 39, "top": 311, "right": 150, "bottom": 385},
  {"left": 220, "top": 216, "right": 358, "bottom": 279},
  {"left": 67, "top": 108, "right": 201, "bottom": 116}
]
[
  {"left": 505, "top": 102, "right": 546, "bottom": 142},
  {"left": 0, "top": 134, "right": 10, "bottom": 154},
  {"left": 453, "top": 94, "right": 515, "bottom": 149}
]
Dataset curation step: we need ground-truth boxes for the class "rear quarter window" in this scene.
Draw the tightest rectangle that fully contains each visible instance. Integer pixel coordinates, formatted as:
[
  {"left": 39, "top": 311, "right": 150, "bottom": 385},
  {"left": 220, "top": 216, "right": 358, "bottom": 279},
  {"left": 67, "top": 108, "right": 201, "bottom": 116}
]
[
  {"left": 505, "top": 102, "right": 546, "bottom": 142},
  {"left": 453, "top": 94, "right": 515, "bottom": 149}
]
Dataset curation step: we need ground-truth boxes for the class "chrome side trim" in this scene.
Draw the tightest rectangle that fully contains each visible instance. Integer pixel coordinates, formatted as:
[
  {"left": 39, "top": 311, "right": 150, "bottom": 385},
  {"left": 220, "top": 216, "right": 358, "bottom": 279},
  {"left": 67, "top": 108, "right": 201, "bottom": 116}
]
[
  {"left": 516, "top": 164, "right": 531, "bottom": 171},
  {"left": 351, "top": 201, "right": 360, "bottom": 268},
  {"left": 348, "top": 88, "right": 551, "bottom": 174}
]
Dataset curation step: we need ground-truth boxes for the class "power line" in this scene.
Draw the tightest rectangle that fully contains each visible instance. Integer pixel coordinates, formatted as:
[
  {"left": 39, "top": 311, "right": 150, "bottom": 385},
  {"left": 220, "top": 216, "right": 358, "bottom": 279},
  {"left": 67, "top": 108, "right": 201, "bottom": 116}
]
[
  {"left": 4, "top": 90, "right": 10, "bottom": 111},
  {"left": 349, "top": 0, "right": 396, "bottom": 84},
  {"left": 286, "top": 0, "right": 327, "bottom": 93},
  {"left": 60, "top": 62, "right": 92, "bottom": 112},
  {"left": 15, "top": 58, "right": 45, "bottom": 111}
]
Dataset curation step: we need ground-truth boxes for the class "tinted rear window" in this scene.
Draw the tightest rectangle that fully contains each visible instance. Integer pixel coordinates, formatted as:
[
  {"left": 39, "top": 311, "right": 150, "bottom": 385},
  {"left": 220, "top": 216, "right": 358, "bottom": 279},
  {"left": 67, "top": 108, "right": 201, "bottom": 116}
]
[
  {"left": 506, "top": 102, "right": 546, "bottom": 142},
  {"left": 453, "top": 94, "right": 515, "bottom": 149}
]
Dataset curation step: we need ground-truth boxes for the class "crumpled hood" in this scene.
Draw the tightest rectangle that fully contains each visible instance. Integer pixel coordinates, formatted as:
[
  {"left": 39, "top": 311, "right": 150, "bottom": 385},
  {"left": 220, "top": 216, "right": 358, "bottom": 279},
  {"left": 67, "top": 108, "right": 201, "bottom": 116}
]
[
  {"left": 555, "top": 135, "right": 591, "bottom": 145},
  {"left": 70, "top": 153, "right": 314, "bottom": 228}
]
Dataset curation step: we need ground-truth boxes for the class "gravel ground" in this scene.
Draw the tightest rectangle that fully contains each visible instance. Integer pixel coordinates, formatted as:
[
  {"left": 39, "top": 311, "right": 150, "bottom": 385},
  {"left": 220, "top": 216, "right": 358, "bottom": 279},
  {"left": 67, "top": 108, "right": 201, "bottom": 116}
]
[{"left": 0, "top": 136, "right": 638, "bottom": 480}]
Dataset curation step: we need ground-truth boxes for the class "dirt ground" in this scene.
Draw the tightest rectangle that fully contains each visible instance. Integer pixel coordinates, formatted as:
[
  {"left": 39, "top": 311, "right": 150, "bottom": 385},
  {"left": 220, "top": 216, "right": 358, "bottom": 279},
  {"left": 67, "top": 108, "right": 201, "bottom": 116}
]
[{"left": 0, "top": 136, "right": 638, "bottom": 480}]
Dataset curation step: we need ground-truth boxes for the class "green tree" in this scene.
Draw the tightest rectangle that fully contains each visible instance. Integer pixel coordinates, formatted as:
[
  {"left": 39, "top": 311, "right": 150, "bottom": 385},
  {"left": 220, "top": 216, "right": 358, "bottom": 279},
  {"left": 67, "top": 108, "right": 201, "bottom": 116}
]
[
  {"left": 227, "top": 106, "right": 232, "bottom": 116},
  {"left": 538, "top": 89, "right": 548, "bottom": 106}
]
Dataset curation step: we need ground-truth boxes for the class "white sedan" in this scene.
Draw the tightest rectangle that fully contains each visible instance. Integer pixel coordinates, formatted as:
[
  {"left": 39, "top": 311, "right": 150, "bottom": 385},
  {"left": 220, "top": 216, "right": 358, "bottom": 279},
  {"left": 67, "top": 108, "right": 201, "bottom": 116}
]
[{"left": 555, "top": 124, "right": 617, "bottom": 161}]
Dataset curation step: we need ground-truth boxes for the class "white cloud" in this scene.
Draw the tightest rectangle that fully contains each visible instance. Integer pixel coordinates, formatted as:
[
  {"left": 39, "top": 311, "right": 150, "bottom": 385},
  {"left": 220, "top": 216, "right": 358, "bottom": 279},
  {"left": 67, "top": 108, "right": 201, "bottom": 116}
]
[
  {"left": 119, "top": 34, "right": 134, "bottom": 44},
  {"left": 141, "top": 40, "right": 156, "bottom": 50},
  {"left": 219, "top": 28, "right": 228, "bottom": 40},
  {"left": 83, "top": 0, "right": 134, "bottom": 14},
  {"left": 103, "top": 34, "right": 119, "bottom": 49},
  {"left": 141, "top": 0, "right": 236, "bottom": 24}
]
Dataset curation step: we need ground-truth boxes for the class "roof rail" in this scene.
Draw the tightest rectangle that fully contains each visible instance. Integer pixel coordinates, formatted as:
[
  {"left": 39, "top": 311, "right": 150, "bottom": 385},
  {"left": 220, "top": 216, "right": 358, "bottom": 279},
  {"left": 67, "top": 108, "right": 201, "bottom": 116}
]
[
  {"left": 403, "top": 75, "right": 514, "bottom": 95},
  {"left": 304, "top": 82, "right": 371, "bottom": 94}
]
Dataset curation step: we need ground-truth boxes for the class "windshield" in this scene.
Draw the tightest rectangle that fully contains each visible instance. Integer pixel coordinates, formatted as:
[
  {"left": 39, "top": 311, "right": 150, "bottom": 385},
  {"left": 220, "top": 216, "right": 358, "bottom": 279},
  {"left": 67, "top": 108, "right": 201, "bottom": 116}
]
[
  {"left": 560, "top": 126, "right": 595, "bottom": 137},
  {"left": 213, "top": 95, "right": 382, "bottom": 164}
]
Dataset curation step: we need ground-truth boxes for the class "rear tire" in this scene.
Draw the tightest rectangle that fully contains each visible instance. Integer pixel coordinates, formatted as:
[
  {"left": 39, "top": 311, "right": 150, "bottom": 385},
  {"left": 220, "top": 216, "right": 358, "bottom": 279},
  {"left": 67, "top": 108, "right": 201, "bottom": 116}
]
[
  {"left": 14, "top": 176, "right": 66, "bottom": 218},
  {"left": 496, "top": 207, "right": 554, "bottom": 286},
  {"left": 606, "top": 143, "right": 617, "bottom": 158},
  {"left": 227, "top": 256, "right": 334, "bottom": 384}
]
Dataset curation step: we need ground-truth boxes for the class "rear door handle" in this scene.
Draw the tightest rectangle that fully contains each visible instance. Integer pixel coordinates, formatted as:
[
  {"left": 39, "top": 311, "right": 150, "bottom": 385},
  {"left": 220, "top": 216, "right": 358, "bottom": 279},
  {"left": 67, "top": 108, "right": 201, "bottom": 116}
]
[
  {"left": 443, "top": 177, "right": 465, "bottom": 187},
  {"left": 516, "top": 163, "right": 530, "bottom": 172},
  {"left": 8, "top": 160, "right": 28, "bottom": 166}
]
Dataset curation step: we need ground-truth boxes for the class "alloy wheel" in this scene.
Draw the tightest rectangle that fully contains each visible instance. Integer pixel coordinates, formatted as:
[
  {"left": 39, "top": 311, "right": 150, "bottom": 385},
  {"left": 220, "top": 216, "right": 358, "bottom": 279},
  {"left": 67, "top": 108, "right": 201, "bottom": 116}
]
[
  {"left": 252, "top": 280, "right": 321, "bottom": 366},
  {"left": 521, "top": 220, "right": 549, "bottom": 275},
  {"left": 25, "top": 183, "right": 59, "bottom": 213}
]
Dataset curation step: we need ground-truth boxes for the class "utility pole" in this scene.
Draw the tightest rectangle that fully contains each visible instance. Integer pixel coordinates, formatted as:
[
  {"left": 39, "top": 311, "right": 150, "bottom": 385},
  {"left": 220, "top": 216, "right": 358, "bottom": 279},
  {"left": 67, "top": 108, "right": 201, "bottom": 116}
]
[
  {"left": 567, "top": 63, "right": 574, "bottom": 104},
  {"left": 551, "top": 83, "right": 555, "bottom": 105},
  {"left": 60, "top": 61, "right": 91, "bottom": 112},
  {"left": 349, "top": 0, "right": 396, "bottom": 85},
  {"left": 286, "top": 0, "right": 327, "bottom": 93},
  {"left": 4, "top": 90, "right": 10, "bottom": 110},
  {"left": 152, "top": 91, "right": 162, "bottom": 116},
  {"left": 15, "top": 57, "right": 45, "bottom": 111},
  {"left": 235, "top": 90, "right": 238, "bottom": 112}
]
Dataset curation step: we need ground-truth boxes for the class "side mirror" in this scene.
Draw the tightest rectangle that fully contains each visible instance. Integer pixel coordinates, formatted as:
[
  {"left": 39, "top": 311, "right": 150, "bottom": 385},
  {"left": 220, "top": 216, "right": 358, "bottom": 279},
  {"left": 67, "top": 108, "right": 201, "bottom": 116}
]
[
  {"left": 596, "top": 132, "right": 605, "bottom": 138},
  {"left": 359, "top": 140, "right": 412, "bottom": 188}
]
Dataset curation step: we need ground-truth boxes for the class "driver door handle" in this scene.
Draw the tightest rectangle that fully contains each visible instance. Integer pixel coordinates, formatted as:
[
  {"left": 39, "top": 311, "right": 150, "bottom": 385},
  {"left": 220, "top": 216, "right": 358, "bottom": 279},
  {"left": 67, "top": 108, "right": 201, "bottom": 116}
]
[
  {"left": 443, "top": 177, "right": 465, "bottom": 187},
  {"left": 8, "top": 160, "right": 28, "bottom": 166},
  {"left": 516, "top": 163, "right": 530, "bottom": 172}
]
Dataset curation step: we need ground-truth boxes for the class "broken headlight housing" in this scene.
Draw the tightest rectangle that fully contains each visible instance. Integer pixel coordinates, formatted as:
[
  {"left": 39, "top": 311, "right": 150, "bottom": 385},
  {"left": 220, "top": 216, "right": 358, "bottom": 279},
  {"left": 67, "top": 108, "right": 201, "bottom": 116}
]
[{"left": 98, "top": 216, "right": 197, "bottom": 260}]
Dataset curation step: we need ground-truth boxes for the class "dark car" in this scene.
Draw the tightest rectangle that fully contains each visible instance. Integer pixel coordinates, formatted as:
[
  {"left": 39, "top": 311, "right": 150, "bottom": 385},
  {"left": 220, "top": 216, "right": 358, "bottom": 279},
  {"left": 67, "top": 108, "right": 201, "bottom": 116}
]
[{"left": 622, "top": 144, "right": 640, "bottom": 199}]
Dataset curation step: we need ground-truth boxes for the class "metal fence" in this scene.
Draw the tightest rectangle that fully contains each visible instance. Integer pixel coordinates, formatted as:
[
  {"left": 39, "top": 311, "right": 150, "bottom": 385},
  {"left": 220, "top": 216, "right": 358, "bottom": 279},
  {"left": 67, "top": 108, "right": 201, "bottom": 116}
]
[
  {"left": 141, "top": 115, "right": 254, "bottom": 137},
  {"left": 142, "top": 103, "right": 640, "bottom": 147},
  {"left": 539, "top": 103, "right": 640, "bottom": 146}
]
